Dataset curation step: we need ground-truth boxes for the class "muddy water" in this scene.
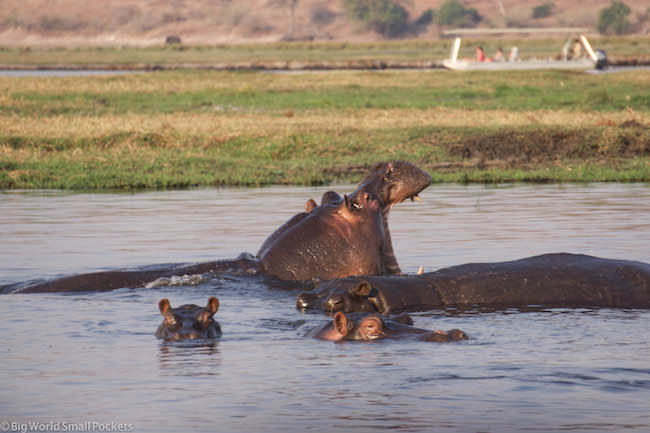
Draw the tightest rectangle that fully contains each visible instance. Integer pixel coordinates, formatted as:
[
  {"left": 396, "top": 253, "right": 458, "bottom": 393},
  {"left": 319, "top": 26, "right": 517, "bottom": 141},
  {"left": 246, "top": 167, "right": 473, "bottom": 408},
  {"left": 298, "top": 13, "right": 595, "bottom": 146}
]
[{"left": 1, "top": 184, "right": 649, "bottom": 432}]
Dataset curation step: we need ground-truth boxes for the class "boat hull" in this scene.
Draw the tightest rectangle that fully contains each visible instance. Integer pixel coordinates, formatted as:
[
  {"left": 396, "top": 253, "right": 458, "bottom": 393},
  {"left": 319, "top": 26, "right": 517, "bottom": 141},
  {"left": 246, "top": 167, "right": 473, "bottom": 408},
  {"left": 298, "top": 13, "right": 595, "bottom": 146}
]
[{"left": 442, "top": 59, "right": 594, "bottom": 71}]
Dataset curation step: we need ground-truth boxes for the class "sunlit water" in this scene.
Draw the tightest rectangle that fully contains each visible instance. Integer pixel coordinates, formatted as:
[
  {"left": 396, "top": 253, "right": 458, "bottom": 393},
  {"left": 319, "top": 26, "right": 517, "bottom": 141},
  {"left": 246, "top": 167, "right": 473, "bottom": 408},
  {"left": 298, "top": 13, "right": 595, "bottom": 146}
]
[{"left": 1, "top": 184, "right": 649, "bottom": 432}]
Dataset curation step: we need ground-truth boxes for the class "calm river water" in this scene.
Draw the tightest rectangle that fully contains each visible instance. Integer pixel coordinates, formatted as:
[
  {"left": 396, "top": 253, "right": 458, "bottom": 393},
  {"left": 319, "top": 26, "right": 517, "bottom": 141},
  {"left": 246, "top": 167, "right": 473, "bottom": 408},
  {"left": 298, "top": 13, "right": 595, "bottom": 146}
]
[{"left": 1, "top": 183, "right": 649, "bottom": 433}]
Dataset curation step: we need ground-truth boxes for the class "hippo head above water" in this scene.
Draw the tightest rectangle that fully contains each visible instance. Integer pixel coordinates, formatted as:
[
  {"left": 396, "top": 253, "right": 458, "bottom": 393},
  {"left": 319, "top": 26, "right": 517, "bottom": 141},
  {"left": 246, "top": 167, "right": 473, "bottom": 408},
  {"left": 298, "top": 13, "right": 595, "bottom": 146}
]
[
  {"left": 297, "top": 281, "right": 377, "bottom": 313},
  {"left": 309, "top": 312, "right": 468, "bottom": 342},
  {"left": 257, "top": 161, "right": 432, "bottom": 281},
  {"left": 350, "top": 160, "right": 432, "bottom": 211},
  {"left": 155, "top": 297, "right": 222, "bottom": 341}
]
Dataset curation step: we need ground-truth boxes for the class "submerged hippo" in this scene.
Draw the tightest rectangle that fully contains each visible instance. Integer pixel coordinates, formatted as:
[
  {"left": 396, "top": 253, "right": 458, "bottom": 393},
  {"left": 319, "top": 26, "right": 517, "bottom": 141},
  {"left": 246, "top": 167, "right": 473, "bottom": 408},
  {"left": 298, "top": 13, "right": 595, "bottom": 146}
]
[
  {"left": 307, "top": 312, "right": 468, "bottom": 342},
  {"left": 297, "top": 253, "right": 650, "bottom": 312},
  {"left": 6, "top": 161, "right": 430, "bottom": 293},
  {"left": 155, "top": 297, "right": 222, "bottom": 340}
]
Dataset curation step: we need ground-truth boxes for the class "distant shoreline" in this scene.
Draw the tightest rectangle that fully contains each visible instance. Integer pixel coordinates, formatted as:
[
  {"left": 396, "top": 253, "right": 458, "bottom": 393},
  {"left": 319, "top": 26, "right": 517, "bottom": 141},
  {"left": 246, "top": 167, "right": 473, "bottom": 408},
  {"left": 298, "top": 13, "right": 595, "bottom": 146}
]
[{"left": 1, "top": 57, "right": 648, "bottom": 72}]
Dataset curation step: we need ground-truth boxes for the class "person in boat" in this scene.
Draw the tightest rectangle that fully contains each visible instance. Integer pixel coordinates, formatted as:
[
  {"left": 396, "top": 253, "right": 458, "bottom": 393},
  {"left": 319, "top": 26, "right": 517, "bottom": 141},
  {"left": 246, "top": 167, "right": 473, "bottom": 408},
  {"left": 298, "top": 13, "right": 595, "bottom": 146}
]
[
  {"left": 493, "top": 47, "right": 505, "bottom": 62},
  {"left": 508, "top": 46, "right": 519, "bottom": 62},
  {"left": 572, "top": 40, "right": 583, "bottom": 59},
  {"left": 475, "top": 46, "right": 486, "bottom": 62}
]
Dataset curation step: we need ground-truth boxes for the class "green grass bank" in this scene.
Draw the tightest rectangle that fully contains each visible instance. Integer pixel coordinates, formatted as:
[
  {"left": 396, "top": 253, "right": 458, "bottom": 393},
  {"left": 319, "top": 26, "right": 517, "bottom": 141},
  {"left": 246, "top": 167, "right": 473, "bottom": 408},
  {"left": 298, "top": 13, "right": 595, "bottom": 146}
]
[{"left": 1, "top": 68, "right": 648, "bottom": 189}]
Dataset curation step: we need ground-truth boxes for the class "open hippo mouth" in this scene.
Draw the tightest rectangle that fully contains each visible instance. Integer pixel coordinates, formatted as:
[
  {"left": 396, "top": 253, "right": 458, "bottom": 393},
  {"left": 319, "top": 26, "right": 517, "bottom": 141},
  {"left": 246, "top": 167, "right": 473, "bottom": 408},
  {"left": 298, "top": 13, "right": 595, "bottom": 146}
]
[
  {"left": 256, "top": 160, "right": 432, "bottom": 281},
  {"left": 350, "top": 160, "right": 432, "bottom": 212},
  {"left": 349, "top": 161, "right": 432, "bottom": 275}
]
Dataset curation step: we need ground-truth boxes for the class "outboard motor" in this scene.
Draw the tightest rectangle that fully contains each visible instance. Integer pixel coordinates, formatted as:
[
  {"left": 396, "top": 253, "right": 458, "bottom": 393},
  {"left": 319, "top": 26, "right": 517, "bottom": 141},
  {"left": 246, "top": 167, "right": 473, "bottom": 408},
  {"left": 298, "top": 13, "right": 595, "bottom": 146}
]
[{"left": 595, "top": 49, "right": 608, "bottom": 70}]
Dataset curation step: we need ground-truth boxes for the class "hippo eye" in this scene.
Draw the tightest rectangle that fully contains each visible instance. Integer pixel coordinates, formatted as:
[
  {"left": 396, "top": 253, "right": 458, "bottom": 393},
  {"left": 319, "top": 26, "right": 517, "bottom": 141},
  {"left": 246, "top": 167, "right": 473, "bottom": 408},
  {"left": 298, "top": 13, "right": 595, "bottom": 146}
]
[{"left": 353, "top": 203, "right": 363, "bottom": 210}]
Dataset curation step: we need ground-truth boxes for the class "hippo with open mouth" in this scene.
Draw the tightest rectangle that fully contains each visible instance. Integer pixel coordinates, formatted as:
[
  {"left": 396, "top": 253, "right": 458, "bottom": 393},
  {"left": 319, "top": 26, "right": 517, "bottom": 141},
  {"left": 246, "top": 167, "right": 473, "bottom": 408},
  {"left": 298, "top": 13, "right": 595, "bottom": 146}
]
[
  {"left": 307, "top": 312, "right": 468, "bottom": 342},
  {"left": 155, "top": 297, "right": 222, "bottom": 341},
  {"left": 257, "top": 160, "right": 432, "bottom": 280}
]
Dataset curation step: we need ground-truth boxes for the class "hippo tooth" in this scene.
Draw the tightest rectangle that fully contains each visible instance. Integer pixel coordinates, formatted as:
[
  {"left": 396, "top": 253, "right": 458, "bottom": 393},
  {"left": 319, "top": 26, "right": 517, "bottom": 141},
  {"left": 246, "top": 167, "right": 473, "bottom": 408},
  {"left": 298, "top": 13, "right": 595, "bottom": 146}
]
[
  {"left": 413, "top": 195, "right": 422, "bottom": 202},
  {"left": 417, "top": 266, "right": 424, "bottom": 275}
]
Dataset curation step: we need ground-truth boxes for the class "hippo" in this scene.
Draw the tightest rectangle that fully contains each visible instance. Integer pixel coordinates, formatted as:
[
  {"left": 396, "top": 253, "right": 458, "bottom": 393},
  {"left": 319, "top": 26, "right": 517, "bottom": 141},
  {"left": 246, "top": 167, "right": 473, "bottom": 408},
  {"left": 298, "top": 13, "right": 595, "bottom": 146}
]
[
  {"left": 5, "top": 161, "right": 430, "bottom": 293},
  {"left": 257, "top": 160, "right": 432, "bottom": 279},
  {"left": 155, "top": 297, "right": 222, "bottom": 340},
  {"left": 297, "top": 253, "right": 650, "bottom": 312},
  {"left": 307, "top": 312, "right": 468, "bottom": 342}
]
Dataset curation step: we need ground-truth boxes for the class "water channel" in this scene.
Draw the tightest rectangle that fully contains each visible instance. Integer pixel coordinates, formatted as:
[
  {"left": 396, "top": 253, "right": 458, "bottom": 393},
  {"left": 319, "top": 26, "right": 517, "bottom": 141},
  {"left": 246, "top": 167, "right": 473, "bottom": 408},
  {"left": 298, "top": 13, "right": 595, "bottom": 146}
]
[{"left": 1, "top": 183, "right": 649, "bottom": 432}]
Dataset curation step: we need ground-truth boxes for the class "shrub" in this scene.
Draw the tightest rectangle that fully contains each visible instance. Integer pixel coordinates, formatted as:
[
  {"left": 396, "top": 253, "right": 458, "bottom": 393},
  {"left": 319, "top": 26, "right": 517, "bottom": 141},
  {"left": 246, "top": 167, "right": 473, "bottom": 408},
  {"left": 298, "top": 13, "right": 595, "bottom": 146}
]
[
  {"left": 414, "top": 9, "right": 435, "bottom": 27},
  {"left": 597, "top": 0, "right": 631, "bottom": 35},
  {"left": 438, "top": 0, "right": 482, "bottom": 27},
  {"left": 343, "top": 0, "right": 409, "bottom": 37},
  {"left": 312, "top": 7, "right": 337, "bottom": 27},
  {"left": 532, "top": 2, "right": 554, "bottom": 19}
]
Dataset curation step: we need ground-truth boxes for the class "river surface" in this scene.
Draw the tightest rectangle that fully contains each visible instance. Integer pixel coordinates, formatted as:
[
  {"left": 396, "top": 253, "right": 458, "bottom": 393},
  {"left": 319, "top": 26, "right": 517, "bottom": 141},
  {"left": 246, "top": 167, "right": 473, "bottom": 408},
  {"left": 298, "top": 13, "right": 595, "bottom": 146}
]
[{"left": 1, "top": 183, "right": 649, "bottom": 433}]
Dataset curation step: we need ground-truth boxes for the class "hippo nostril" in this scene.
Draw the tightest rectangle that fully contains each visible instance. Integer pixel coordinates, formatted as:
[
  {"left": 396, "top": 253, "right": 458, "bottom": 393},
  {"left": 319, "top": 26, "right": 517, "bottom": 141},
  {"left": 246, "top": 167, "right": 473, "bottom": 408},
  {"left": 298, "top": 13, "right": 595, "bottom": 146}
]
[
  {"left": 325, "top": 296, "right": 344, "bottom": 311},
  {"left": 182, "top": 333, "right": 201, "bottom": 340}
]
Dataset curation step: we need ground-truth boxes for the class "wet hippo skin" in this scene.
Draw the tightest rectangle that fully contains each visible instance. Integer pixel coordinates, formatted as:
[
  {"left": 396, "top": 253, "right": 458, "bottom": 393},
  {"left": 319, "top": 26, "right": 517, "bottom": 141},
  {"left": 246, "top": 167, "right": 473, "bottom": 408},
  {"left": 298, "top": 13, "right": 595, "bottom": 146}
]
[{"left": 297, "top": 253, "right": 650, "bottom": 312}]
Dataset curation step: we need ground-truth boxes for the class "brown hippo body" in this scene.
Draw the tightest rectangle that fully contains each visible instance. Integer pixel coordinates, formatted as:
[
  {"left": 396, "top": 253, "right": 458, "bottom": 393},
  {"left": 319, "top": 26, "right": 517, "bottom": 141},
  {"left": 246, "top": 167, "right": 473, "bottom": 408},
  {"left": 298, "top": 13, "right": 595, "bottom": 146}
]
[
  {"left": 8, "top": 253, "right": 259, "bottom": 294},
  {"left": 155, "top": 297, "right": 222, "bottom": 341},
  {"left": 258, "top": 192, "right": 386, "bottom": 280},
  {"left": 297, "top": 253, "right": 650, "bottom": 313},
  {"left": 308, "top": 312, "right": 468, "bottom": 342}
]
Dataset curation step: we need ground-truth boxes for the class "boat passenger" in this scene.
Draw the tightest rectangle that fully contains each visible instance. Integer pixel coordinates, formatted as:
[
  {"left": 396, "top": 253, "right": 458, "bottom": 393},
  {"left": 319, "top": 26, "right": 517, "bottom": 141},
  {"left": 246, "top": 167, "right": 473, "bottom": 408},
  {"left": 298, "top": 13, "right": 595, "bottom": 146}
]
[
  {"left": 508, "top": 46, "right": 519, "bottom": 62},
  {"left": 493, "top": 47, "right": 505, "bottom": 62},
  {"left": 475, "top": 46, "right": 486, "bottom": 62},
  {"left": 572, "top": 40, "right": 583, "bottom": 59}
]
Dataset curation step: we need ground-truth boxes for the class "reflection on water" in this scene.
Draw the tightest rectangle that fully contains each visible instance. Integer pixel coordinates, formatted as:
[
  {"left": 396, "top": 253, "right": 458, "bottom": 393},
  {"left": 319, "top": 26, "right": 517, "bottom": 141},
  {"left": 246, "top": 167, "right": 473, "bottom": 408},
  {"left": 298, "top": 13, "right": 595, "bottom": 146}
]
[
  {"left": 158, "top": 341, "right": 221, "bottom": 377},
  {"left": 1, "top": 184, "right": 649, "bottom": 432}
]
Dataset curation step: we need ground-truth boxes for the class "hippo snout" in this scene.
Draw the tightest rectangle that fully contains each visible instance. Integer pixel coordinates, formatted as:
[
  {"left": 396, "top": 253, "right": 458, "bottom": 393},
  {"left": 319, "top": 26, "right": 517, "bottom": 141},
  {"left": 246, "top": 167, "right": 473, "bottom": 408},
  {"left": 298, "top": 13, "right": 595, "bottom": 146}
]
[
  {"left": 167, "top": 332, "right": 204, "bottom": 341},
  {"left": 324, "top": 294, "right": 345, "bottom": 312},
  {"left": 296, "top": 292, "right": 320, "bottom": 310},
  {"left": 421, "top": 329, "right": 469, "bottom": 343}
]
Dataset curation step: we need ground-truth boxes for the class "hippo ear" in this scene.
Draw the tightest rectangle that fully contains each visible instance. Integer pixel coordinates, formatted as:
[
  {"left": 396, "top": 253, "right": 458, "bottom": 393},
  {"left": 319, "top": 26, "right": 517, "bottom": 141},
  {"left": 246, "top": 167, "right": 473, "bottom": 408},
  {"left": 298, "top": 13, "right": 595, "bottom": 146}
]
[
  {"left": 351, "top": 281, "right": 372, "bottom": 297},
  {"left": 305, "top": 199, "right": 317, "bottom": 213},
  {"left": 159, "top": 299, "right": 172, "bottom": 316},
  {"left": 333, "top": 312, "right": 350, "bottom": 337},
  {"left": 206, "top": 297, "right": 220, "bottom": 315}
]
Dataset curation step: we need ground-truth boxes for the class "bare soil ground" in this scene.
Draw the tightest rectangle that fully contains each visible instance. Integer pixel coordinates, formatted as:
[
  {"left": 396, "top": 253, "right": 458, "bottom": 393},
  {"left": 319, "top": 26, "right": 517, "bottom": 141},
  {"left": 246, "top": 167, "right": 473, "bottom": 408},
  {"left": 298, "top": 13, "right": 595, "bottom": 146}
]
[{"left": 1, "top": 0, "right": 649, "bottom": 46}]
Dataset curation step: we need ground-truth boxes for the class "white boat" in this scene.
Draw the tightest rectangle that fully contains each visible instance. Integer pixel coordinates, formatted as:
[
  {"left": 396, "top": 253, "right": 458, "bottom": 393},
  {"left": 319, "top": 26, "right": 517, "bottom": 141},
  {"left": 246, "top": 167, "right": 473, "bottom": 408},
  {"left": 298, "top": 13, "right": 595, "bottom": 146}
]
[{"left": 441, "top": 28, "right": 602, "bottom": 72}]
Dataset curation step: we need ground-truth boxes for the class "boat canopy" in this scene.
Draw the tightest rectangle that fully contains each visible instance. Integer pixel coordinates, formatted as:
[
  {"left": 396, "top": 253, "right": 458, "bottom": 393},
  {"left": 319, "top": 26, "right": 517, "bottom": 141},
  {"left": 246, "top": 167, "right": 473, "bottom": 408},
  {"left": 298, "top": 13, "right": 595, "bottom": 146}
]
[{"left": 442, "top": 27, "right": 589, "bottom": 36}]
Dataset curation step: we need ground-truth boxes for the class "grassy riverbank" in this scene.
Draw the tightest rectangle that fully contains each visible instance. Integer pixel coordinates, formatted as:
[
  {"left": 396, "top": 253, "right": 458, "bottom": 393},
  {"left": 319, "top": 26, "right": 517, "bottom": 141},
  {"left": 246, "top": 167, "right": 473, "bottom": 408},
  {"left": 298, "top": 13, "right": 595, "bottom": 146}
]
[{"left": 1, "top": 69, "right": 649, "bottom": 189}]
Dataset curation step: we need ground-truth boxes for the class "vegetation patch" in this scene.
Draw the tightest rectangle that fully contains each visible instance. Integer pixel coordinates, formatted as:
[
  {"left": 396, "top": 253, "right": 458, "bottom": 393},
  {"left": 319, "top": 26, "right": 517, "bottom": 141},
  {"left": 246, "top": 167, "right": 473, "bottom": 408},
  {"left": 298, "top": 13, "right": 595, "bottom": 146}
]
[
  {"left": 1, "top": 69, "right": 648, "bottom": 189},
  {"left": 446, "top": 124, "right": 650, "bottom": 165}
]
